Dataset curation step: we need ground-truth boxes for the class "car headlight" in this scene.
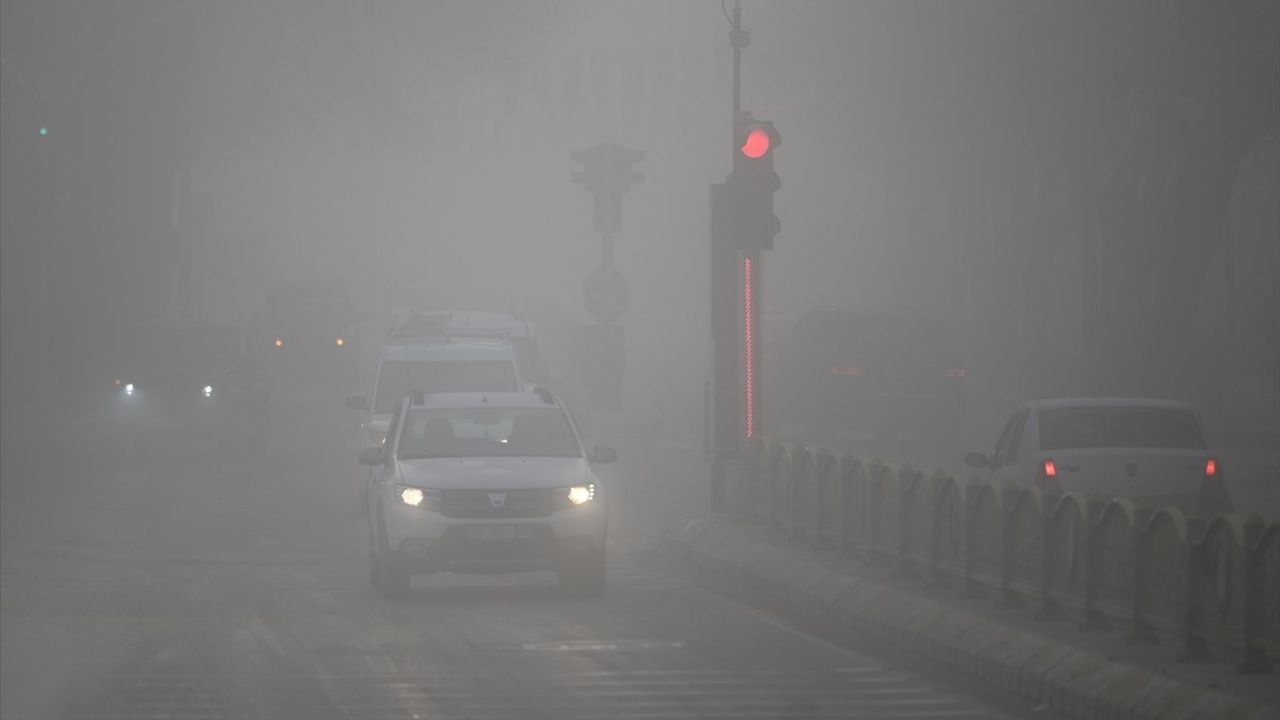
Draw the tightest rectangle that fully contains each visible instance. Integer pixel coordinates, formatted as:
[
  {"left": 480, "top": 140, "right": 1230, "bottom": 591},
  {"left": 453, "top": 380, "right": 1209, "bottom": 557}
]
[
  {"left": 566, "top": 482, "right": 596, "bottom": 506},
  {"left": 399, "top": 486, "right": 424, "bottom": 507},
  {"left": 395, "top": 485, "right": 440, "bottom": 510},
  {"left": 202, "top": 385, "right": 213, "bottom": 398},
  {"left": 122, "top": 382, "right": 136, "bottom": 397}
]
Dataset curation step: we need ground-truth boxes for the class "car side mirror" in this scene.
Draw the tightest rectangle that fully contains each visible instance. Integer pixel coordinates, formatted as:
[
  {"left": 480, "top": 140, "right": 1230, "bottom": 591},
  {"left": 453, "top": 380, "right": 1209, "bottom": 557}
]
[
  {"left": 345, "top": 392, "right": 368, "bottom": 411},
  {"left": 964, "top": 452, "right": 990, "bottom": 470},
  {"left": 589, "top": 445, "right": 617, "bottom": 465},
  {"left": 358, "top": 446, "right": 386, "bottom": 466}
]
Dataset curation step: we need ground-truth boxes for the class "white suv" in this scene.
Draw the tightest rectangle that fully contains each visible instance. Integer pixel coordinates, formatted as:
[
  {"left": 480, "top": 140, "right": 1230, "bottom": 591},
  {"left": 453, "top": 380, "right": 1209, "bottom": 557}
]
[
  {"left": 359, "top": 389, "right": 613, "bottom": 597},
  {"left": 346, "top": 337, "right": 524, "bottom": 447}
]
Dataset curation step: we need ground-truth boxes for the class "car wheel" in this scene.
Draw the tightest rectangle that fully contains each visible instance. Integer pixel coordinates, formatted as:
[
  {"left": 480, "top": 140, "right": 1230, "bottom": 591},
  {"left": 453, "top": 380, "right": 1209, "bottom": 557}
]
[
  {"left": 558, "top": 548, "right": 606, "bottom": 597},
  {"left": 372, "top": 506, "right": 410, "bottom": 598}
]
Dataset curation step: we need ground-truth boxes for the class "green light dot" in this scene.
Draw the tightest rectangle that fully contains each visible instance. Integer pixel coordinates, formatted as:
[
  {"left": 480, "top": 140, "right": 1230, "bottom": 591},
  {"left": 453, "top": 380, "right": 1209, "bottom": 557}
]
[{"left": 39, "top": 127, "right": 48, "bottom": 136}]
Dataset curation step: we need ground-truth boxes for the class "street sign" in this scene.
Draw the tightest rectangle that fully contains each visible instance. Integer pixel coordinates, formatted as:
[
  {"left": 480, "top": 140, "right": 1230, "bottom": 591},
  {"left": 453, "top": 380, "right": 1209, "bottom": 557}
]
[{"left": 583, "top": 265, "right": 629, "bottom": 323}]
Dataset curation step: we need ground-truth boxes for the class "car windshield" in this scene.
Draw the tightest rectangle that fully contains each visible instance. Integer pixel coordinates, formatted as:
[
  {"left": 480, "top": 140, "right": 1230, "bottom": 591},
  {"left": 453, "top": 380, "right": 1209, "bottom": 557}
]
[
  {"left": 373, "top": 360, "right": 518, "bottom": 413},
  {"left": 1039, "top": 406, "right": 1206, "bottom": 450},
  {"left": 124, "top": 326, "right": 244, "bottom": 375},
  {"left": 841, "top": 316, "right": 950, "bottom": 360},
  {"left": 397, "top": 407, "right": 581, "bottom": 459},
  {"left": 265, "top": 290, "right": 351, "bottom": 326}
]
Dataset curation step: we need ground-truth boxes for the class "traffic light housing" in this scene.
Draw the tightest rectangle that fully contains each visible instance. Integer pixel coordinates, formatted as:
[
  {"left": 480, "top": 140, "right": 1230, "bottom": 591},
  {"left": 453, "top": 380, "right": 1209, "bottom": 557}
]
[
  {"left": 571, "top": 143, "right": 645, "bottom": 236},
  {"left": 727, "top": 114, "right": 781, "bottom": 251}
]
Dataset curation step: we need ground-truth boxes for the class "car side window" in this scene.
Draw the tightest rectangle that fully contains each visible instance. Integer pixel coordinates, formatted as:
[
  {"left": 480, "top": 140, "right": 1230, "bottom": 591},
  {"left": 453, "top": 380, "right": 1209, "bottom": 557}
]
[
  {"left": 1003, "top": 411, "right": 1029, "bottom": 466},
  {"left": 384, "top": 403, "right": 404, "bottom": 450}
]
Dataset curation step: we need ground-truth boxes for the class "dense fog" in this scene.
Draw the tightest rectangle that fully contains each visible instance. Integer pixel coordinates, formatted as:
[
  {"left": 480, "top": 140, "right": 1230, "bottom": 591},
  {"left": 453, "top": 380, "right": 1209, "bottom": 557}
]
[{"left": 1, "top": 2, "right": 1276, "bottom": 718}]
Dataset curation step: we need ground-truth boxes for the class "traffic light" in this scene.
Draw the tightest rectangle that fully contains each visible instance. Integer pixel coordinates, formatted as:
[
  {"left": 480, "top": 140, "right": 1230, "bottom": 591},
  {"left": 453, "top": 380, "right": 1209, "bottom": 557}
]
[
  {"left": 727, "top": 114, "right": 781, "bottom": 251},
  {"left": 571, "top": 142, "right": 645, "bottom": 236}
]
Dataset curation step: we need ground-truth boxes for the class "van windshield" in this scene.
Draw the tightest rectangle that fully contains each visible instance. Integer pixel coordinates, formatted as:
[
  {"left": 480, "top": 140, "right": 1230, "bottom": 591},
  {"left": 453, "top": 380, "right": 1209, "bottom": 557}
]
[
  {"left": 374, "top": 360, "right": 518, "bottom": 413},
  {"left": 1039, "top": 406, "right": 1206, "bottom": 450}
]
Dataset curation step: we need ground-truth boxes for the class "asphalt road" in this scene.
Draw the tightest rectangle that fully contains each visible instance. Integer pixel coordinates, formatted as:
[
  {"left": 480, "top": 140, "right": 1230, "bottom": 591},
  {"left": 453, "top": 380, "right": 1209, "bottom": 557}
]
[{"left": 2, "top": 389, "right": 1021, "bottom": 719}]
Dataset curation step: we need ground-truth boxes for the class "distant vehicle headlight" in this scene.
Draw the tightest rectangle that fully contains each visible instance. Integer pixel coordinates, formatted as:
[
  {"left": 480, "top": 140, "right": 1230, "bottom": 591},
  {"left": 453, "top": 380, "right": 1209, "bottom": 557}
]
[
  {"left": 335, "top": 337, "right": 346, "bottom": 347},
  {"left": 202, "top": 385, "right": 213, "bottom": 398},
  {"left": 274, "top": 337, "right": 284, "bottom": 348},
  {"left": 123, "top": 383, "right": 136, "bottom": 397},
  {"left": 566, "top": 483, "right": 596, "bottom": 506}
]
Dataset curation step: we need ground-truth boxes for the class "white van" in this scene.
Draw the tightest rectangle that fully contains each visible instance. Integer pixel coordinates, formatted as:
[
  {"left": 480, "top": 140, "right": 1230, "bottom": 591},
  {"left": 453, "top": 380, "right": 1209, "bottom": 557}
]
[
  {"left": 346, "top": 337, "right": 524, "bottom": 446},
  {"left": 398, "top": 310, "right": 548, "bottom": 384}
]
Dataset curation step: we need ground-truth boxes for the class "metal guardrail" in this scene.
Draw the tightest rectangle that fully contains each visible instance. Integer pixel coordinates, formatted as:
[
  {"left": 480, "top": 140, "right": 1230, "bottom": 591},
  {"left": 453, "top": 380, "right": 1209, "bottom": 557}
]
[{"left": 733, "top": 437, "right": 1280, "bottom": 673}]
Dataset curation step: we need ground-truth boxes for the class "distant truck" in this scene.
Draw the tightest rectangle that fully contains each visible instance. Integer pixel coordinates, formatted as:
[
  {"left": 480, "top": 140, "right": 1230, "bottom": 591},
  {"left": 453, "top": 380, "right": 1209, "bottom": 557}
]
[{"left": 260, "top": 281, "right": 360, "bottom": 383}]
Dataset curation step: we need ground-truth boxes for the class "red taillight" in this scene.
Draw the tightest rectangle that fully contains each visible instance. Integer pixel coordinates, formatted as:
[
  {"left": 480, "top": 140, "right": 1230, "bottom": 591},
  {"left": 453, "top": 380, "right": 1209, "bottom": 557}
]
[
  {"left": 1036, "top": 458, "right": 1061, "bottom": 492},
  {"left": 832, "top": 366, "right": 864, "bottom": 376},
  {"left": 1205, "top": 458, "right": 1217, "bottom": 477},
  {"left": 943, "top": 368, "right": 966, "bottom": 378}
]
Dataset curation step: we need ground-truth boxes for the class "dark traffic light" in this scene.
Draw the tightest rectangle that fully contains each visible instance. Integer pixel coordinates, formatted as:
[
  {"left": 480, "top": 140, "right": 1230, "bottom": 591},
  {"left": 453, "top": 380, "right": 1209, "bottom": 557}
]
[
  {"left": 571, "top": 142, "right": 645, "bottom": 236},
  {"left": 727, "top": 114, "right": 781, "bottom": 251}
]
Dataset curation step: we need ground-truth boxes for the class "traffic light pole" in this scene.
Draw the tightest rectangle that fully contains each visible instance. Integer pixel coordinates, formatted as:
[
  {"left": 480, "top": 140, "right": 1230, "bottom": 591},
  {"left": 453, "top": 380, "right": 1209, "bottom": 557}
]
[
  {"left": 731, "top": 1, "right": 743, "bottom": 137},
  {"left": 711, "top": 1, "right": 753, "bottom": 514}
]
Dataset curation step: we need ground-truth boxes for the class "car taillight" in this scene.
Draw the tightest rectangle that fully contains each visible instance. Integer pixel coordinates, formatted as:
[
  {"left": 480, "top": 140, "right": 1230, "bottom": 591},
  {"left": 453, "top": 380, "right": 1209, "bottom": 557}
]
[
  {"left": 832, "top": 366, "right": 864, "bottom": 376},
  {"left": 943, "top": 368, "right": 966, "bottom": 378},
  {"left": 1204, "top": 458, "right": 1217, "bottom": 478},
  {"left": 1036, "top": 458, "right": 1061, "bottom": 492}
]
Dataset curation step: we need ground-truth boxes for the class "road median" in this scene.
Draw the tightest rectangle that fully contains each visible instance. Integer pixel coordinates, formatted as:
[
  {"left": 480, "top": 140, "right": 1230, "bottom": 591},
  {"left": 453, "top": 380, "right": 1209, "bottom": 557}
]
[{"left": 663, "top": 517, "right": 1279, "bottom": 720}]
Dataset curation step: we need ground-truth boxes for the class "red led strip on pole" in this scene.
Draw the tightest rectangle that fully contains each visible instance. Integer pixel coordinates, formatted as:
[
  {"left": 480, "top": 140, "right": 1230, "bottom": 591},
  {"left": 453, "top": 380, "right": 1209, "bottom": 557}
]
[{"left": 744, "top": 256, "right": 754, "bottom": 439}]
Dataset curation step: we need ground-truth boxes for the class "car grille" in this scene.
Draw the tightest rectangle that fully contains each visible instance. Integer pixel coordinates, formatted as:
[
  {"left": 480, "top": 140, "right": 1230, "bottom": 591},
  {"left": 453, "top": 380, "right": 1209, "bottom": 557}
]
[{"left": 438, "top": 488, "right": 559, "bottom": 519}]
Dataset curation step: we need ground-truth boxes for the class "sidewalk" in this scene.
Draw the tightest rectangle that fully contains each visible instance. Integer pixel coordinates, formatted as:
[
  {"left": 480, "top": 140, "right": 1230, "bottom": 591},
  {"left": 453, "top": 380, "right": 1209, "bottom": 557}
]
[{"left": 663, "top": 517, "right": 1280, "bottom": 720}]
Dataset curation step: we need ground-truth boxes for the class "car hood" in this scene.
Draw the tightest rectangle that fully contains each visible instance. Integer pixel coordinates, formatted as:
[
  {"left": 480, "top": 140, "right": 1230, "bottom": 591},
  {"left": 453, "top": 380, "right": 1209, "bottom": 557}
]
[{"left": 396, "top": 457, "right": 590, "bottom": 490}]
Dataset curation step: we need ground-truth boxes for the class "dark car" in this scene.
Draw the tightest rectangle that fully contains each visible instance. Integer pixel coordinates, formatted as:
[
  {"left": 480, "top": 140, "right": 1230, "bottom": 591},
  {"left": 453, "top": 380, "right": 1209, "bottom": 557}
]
[
  {"left": 99, "top": 321, "right": 270, "bottom": 455},
  {"left": 777, "top": 308, "right": 965, "bottom": 443},
  {"left": 261, "top": 281, "right": 360, "bottom": 383}
]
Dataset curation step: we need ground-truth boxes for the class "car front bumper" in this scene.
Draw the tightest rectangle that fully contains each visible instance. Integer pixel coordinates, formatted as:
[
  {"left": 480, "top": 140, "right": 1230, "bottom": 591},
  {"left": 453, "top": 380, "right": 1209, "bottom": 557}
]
[{"left": 385, "top": 501, "right": 606, "bottom": 574}]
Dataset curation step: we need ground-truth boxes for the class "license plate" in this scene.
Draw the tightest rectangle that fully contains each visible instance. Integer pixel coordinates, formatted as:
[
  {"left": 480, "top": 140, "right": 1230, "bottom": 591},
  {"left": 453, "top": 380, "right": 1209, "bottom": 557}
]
[{"left": 465, "top": 525, "right": 536, "bottom": 540}]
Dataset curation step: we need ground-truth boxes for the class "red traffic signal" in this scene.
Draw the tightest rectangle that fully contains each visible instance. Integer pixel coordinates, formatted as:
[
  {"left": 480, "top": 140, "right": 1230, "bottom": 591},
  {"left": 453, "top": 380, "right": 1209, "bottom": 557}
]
[{"left": 741, "top": 127, "right": 771, "bottom": 159}]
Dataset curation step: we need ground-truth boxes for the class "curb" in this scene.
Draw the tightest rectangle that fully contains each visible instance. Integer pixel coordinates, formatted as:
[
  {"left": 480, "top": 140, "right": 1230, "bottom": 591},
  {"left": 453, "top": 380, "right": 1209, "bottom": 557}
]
[{"left": 663, "top": 518, "right": 1279, "bottom": 720}]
